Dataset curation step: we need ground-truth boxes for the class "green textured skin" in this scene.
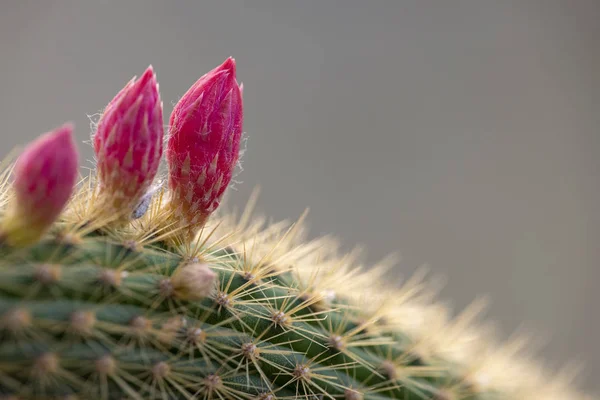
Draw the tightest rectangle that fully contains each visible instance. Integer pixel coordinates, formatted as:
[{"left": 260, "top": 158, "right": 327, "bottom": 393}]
[{"left": 0, "top": 233, "right": 483, "bottom": 400}]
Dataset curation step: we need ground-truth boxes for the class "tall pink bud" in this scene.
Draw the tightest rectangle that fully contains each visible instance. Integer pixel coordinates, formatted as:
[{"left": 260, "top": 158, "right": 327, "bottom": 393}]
[
  {"left": 167, "top": 57, "right": 243, "bottom": 233},
  {"left": 94, "top": 66, "right": 164, "bottom": 218},
  {"left": 1, "top": 123, "right": 79, "bottom": 246}
]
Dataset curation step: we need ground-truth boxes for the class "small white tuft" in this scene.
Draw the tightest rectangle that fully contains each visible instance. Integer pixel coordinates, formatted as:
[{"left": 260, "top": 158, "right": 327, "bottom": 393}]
[{"left": 171, "top": 262, "right": 217, "bottom": 301}]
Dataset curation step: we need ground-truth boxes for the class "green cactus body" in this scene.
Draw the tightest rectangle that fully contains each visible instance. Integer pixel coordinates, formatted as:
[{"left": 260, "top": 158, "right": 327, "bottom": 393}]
[
  {"left": 0, "top": 179, "right": 589, "bottom": 400},
  {"left": 0, "top": 59, "right": 591, "bottom": 399}
]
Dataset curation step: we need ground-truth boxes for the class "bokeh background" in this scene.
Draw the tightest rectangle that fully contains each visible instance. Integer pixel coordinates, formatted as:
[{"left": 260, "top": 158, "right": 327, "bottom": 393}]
[{"left": 1, "top": 0, "right": 598, "bottom": 393}]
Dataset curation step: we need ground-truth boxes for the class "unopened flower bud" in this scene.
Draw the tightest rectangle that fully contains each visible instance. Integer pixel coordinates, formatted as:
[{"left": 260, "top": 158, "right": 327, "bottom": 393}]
[
  {"left": 93, "top": 66, "right": 164, "bottom": 219},
  {"left": 167, "top": 57, "right": 243, "bottom": 235},
  {"left": 1, "top": 123, "right": 79, "bottom": 246}
]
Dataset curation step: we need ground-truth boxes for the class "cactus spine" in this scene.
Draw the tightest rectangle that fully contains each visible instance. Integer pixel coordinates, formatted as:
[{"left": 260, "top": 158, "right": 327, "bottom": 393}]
[{"left": 0, "top": 59, "right": 591, "bottom": 400}]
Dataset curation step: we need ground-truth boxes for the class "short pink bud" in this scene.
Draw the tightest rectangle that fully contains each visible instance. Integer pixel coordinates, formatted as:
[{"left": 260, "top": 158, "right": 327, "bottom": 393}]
[
  {"left": 167, "top": 57, "right": 243, "bottom": 231},
  {"left": 2, "top": 123, "right": 79, "bottom": 246},
  {"left": 94, "top": 66, "right": 164, "bottom": 217}
]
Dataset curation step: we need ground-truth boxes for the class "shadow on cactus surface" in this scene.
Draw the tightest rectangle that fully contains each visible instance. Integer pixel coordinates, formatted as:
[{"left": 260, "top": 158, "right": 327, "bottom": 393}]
[{"left": 0, "top": 58, "right": 592, "bottom": 400}]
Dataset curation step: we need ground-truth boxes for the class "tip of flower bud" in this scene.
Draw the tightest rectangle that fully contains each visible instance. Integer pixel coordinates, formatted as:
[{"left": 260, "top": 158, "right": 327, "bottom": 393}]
[
  {"left": 1, "top": 123, "right": 79, "bottom": 247},
  {"left": 220, "top": 57, "right": 236, "bottom": 74},
  {"left": 138, "top": 65, "right": 156, "bottom": 88},
  {"left": 51, "top": 122, "right": 76, "bottom": 144},
  {"left": 17, "top": 123, "right": 75, "bottom": 159}
]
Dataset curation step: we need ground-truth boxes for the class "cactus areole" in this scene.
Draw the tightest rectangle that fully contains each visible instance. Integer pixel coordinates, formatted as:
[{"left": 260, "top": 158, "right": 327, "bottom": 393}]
[{"left": 0, "top": 59, "right": 590, "bottom": 400}]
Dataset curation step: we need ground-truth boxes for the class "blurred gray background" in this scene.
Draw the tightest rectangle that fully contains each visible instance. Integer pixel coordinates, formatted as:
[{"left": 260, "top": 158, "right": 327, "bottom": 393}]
[{"left": 1, "top": 0, "right": 598, "bottom": 393}]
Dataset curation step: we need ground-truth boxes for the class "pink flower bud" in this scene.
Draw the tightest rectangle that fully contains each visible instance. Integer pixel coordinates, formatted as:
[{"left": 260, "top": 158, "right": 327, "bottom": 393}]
[
  {"left": 167, "top": 57, "right": 243, "bottom": 231},
  {"left": 93, "top": 66, "right": 164, "bottom": 217},
  {"left": 1, "top": 123, "right": 79, "bottom": 246}
]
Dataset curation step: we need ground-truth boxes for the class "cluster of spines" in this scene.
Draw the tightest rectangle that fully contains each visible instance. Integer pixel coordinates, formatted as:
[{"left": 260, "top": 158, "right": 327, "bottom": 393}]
[{"left": 0, "top": 56, "right": 591, "bottom": 400}]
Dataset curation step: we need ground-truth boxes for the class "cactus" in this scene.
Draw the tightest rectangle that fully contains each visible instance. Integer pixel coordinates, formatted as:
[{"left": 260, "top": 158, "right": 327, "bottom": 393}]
[{"left": 0, "top": 58, "right": 591, "bottom": 400}]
